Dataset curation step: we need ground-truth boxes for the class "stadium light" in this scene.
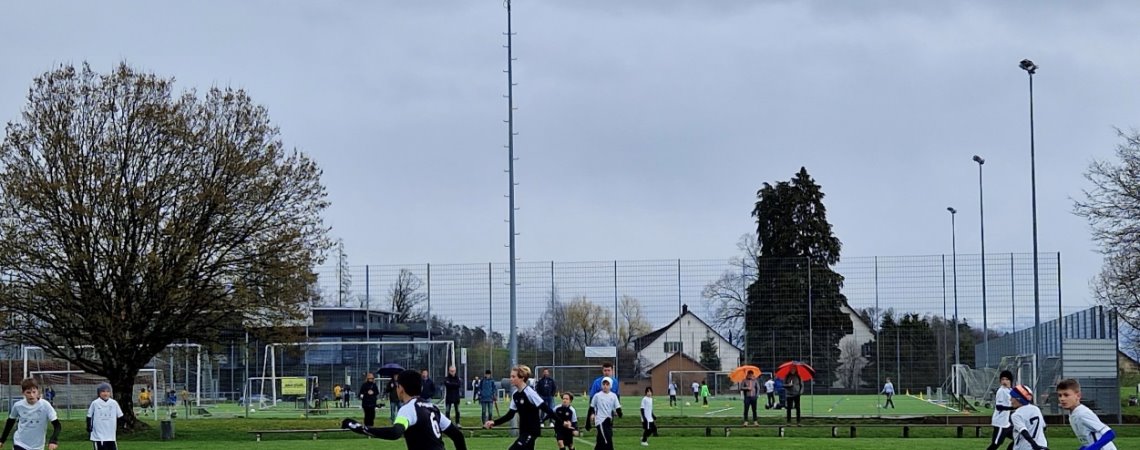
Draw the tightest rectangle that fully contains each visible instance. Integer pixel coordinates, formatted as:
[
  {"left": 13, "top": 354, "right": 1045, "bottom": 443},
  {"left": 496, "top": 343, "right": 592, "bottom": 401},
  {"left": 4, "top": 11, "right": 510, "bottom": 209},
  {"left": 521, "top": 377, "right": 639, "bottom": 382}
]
[
  {"left": 973, "top": 155, "right": 989, "bottom": 368},
  {"left": 1019, "top": 58, "right": 1042, "bottom": 396}
]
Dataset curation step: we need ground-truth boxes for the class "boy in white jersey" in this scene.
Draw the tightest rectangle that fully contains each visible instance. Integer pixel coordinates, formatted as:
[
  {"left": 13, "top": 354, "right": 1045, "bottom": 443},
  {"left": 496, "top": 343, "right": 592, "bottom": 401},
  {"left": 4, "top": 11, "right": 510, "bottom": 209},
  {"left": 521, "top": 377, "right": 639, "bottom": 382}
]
[
  {"left": 1057, "top": 378, "right": 1116, "bottom": 450},
  {"left": 0, "top": 378, "right": 61, "bottom": 450},
  {"left": 87, "top": 383, "right": 124, "bottom": 450},
  {"left": 1008, "top": 385, "right": 1047, "bottom": 450},
  {"left": 987, "top": 370, "right": 1015, "bottom": 450},
  {"left": 639, "top": 387, "right": 657, "bottom": 446},
  {"left": 586, "top": 377, "right": 622, "bottom": 450}
]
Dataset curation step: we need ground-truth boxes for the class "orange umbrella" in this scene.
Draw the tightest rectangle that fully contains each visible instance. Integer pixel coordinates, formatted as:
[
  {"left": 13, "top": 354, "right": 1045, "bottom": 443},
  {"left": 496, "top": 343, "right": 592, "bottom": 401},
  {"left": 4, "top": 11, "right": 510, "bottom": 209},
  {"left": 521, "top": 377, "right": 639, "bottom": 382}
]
[
  {"left": 774, "top": 361, "right": 816, "bottom": 382},
  {"left": 728, "top": 365, "right": 762, "bottom": 383}
]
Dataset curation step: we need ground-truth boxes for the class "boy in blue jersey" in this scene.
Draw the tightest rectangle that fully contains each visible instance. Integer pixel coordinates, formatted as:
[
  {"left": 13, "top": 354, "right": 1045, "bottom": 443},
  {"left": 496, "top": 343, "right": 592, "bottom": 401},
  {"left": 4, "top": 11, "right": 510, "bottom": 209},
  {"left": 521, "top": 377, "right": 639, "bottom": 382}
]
[{"left": 587, "top": 362, "right": 619, "bottom": 401}]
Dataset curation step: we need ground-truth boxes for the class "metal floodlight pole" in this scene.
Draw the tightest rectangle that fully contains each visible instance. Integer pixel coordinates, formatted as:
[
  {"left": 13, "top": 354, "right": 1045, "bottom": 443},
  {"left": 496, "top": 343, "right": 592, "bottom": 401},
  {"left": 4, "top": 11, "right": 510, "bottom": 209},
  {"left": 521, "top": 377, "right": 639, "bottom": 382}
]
[
  {"left": 1019, "top": 58, "right": 1041, "bottom": 394},
  {"left": 973, "top": 155, "right": 989, "bottom": 367},
  {"left": 948, "top": 207, "right": 960, "bottom": 368},
  {"left": 504, "top": 0, "right": 519, "bottom": 371}
]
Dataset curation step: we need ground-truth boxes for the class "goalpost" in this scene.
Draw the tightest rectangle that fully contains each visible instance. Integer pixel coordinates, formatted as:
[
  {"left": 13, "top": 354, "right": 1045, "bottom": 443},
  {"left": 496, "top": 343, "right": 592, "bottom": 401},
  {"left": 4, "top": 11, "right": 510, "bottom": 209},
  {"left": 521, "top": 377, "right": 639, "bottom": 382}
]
[
  {"left": 951, "top": 353, "right": 1036, "bottom": 411},
  {"left": 23, "top": 344, "right": 204, "bottom": 408},
  {"left": 668, "top": 370, "right": 735, "bottom": 396},
  {"left": 28, "top": 368, "right": 159, "bottom": 419},
  {"left": 260, "top": 340, "right": 455, "bottom": 407}
]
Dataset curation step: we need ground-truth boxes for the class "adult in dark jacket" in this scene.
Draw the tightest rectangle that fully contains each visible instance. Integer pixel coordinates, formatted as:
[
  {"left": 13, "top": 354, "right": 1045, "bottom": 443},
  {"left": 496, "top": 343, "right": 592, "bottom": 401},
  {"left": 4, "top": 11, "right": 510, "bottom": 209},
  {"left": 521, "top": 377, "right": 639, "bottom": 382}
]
[
  {"left": 359, "top": 372, "right": 381, "bottom": 426},
  {"left": 420, "top": 368, "right": 437, "bottom": 402},
  {"left": 384, "top": 374, "right": 401, "bottom": 422},
  {"left": 784, "top": 372, "right": 803, "bottom": 425},
  {"left": 479, "top": 369, "right": 497, "bottom": 423},
  {"left": 443, "top": 366, "right": 462, "bottom": 425},
  {"left": 535, "top": 368, "right": 558, "bottom": 426}
]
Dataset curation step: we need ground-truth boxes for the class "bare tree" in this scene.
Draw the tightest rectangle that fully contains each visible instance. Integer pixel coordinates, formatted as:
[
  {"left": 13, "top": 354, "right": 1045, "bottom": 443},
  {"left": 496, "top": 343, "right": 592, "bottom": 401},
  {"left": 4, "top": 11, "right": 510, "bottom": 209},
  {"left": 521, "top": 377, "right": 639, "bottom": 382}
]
[
  {"left": 335, "top": 239, "right": 352, "bottom": 307},
  {"left": 701, "top": 234, "right": 757, "bottom": 348},
  {"left": 1075, "top": 130, "right": 1140, "bottom": 328},
  {"left": 0, "top": 63, "right": 330, "bottom": 429},
  {"left": 533, "top": 289, "right": 567, "bottom": 352},
  {"left": 835, "top": 338, "right": 867, "bottom": 389},
  {"left": 390, "top": 269, "right": 427, "bottom": 323},
  {"left": 617, "top": 295, "right": 652, "bottom": 350},
  {"left": 561, "top": 296, "right": 613, "bottom": 350}
]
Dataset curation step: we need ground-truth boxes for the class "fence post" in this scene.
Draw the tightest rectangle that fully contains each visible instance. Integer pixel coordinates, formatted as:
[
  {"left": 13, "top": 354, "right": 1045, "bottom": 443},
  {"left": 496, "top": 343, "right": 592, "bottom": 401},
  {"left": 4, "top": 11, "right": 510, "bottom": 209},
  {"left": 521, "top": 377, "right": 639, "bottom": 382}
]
[
  {"left": 365, "top": 265, "right": 370, "bottom": 342},
  {"left": 875, "top": 256, "right": 881, "bottom": 417},
  {"left": 613, "top": 260, "right": 619, "bottom": 379},
  {"left": 488, "top": 262, "right": 493, "bottom": 374}
]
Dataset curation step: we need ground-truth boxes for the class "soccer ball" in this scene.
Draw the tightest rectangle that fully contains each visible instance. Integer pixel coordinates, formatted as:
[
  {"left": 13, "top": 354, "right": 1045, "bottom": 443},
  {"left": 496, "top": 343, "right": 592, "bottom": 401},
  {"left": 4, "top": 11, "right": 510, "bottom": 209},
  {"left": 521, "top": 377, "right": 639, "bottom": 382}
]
[
  {"left": 685, "top": 402, "right": 690, "bottom": 406},
  {"left": 250, "top": 408, "right": 256, "bottom": 412}
]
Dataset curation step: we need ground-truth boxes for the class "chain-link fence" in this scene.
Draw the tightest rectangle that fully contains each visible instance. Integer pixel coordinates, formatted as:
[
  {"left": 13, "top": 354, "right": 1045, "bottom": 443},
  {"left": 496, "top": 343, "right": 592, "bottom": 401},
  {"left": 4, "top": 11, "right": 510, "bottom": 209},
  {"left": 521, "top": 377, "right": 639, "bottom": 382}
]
[
  {"left": 296, "top": 252, "right": 1083, "bottom": 416},
  {"left": 5, "top": 251, "right": 1116, "bottom": 419}
]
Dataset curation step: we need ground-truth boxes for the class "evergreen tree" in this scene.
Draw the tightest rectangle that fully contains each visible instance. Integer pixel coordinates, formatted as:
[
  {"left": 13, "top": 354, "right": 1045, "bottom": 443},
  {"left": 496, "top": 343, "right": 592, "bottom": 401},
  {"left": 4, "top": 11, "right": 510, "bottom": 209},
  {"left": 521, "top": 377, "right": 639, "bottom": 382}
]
[
  {"left": 700, "top": 333, "right": 722, "bottom": 370},
  {"left": 744, "top": 168, "right": 852, "bottom": 386}
]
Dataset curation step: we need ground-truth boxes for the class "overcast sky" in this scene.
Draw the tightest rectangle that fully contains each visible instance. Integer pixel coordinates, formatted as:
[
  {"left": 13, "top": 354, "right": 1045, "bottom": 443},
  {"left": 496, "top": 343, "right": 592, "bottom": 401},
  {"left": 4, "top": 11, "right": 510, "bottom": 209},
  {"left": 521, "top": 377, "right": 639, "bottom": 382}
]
[{"left": 3, "top": 1, "right": 1139, "bottom": 319}]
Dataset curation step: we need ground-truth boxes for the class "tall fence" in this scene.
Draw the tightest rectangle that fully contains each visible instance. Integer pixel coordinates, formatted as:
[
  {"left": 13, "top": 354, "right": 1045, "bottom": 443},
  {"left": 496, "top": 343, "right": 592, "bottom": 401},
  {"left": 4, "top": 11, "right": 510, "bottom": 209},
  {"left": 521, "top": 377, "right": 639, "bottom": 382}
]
[
  {"left": 316, "top": 253, "right": 1065, "bottom": 394},
  {"left": 4, "top": 252, "right": 1094, "bottom": 418}
]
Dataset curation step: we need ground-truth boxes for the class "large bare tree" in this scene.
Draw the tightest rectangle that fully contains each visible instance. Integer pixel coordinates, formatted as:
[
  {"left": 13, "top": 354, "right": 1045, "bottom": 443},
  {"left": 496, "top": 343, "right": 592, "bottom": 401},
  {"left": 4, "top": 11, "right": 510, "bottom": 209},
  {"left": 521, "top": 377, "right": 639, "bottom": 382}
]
[
  {"left": 1075, "top": 130, "right": 1140, "bottom": 329},
  {"left": 389, "top": 269, "right": 427, "bottom": 323},
  {"left": 0, "top": 63, "right": 330, "bottom": 428},
  {"left": 561, "top": 296, "right": 613, "bottom": 350},
  {"left": 616, "top": 295, "right": 652, "bottom": 350},
  {"left": 701, "top": 234, "right": 756, "bottom": 348}
]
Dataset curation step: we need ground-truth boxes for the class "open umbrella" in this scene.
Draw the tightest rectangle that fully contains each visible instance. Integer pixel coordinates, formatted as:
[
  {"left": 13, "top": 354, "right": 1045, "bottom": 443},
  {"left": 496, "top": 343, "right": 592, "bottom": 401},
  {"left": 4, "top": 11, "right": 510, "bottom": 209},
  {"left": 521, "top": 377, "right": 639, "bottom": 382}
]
[
  {"left": 728, "top": 365, "right": 762, "bottom": 383},
  {"left": 774, "top": 361, "right": 815, "bottom": 382},
  {"left": 377, "top": 363, "right": 404, "bottom": 378}
]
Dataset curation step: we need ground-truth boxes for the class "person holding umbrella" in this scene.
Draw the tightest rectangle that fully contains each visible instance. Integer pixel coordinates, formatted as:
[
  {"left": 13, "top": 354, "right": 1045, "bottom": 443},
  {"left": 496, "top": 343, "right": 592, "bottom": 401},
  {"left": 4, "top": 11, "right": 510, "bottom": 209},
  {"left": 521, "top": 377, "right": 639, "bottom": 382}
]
[
  {"left": 775, "top": 361, "right": 814, "bottom": 426},
  {"left": 729, "top": 365, "right": 761, "bottom": 426}
]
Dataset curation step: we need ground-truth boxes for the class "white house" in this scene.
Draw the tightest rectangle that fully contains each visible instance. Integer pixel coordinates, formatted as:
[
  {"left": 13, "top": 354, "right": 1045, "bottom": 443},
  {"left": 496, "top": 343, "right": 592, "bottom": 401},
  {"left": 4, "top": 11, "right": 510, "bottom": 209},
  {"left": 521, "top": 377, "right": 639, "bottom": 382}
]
[
  {"left": 634, "top": 304, "right": 742, "bottom": 374},
  {"left": 834, "top": 303, "right": 876, "bottom": 388}
]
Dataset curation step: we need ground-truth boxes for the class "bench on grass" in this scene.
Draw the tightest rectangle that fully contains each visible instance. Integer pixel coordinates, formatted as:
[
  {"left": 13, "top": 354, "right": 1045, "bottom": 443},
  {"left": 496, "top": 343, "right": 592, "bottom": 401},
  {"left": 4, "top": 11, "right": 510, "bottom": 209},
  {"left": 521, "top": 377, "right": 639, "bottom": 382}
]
[{"left": 249, "top": 428, "right": 346, "bottom": 441}]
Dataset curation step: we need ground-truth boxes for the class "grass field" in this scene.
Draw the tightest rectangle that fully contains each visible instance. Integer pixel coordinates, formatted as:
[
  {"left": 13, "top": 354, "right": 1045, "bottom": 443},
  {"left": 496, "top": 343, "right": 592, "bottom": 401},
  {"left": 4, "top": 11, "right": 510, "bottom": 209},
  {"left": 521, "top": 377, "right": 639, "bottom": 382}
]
[
  {"left": 39, "top": 396, "right": 1134, "bottom": 449},
  {"left": 37, "top": 417, "right": 1140, "bottom": 450},
  {"left": 155, "top": 393, "right": 980, "bottom": 422}
]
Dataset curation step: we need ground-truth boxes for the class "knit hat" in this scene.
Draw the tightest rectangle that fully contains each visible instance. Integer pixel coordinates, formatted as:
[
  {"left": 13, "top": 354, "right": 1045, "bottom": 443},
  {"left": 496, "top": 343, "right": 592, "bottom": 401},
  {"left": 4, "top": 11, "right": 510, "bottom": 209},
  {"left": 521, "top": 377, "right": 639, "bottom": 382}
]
[{"left": 96, "top": 382, "right": 112, "bottom": 394}]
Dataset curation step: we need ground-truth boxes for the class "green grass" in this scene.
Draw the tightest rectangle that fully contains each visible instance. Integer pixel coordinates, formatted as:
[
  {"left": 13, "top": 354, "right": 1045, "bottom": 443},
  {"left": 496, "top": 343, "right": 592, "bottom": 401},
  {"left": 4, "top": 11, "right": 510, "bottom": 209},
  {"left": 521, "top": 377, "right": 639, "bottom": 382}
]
[
  {"left": 147, "top": 393, "right": 978, "bottom": 423},
  {"left": 34, "top": 417, "right": 1140, "bottom": 450},
  {"left": 111, "top": 436, "right": 1140, "bottom": 450}
]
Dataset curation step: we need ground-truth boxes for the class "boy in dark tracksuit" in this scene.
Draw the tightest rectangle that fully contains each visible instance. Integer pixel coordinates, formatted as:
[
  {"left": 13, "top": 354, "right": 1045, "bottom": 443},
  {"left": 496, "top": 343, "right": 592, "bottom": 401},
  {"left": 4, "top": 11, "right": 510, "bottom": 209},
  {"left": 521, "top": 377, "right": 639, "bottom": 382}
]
[{"left": 553, "top": 393, "right": 578, "bottom": 450}]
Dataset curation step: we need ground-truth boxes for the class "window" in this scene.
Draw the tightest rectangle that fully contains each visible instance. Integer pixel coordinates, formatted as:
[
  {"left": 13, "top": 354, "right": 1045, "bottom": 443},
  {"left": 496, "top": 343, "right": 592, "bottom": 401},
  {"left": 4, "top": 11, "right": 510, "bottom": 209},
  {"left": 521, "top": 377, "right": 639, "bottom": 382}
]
[{"left": 664, "top": 341, "right": 683, "bottom": 353}]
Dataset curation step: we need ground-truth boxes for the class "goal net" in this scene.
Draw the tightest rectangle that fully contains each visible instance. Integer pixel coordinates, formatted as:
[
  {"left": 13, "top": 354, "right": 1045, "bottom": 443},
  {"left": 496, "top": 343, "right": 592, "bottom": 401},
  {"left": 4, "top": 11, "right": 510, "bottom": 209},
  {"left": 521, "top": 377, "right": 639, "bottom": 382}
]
[
  {"left": 22, "top": 344, "right": 204, "bottom": 412},
  {"left": 27, "top": 368, "right": 160, "bottom": 420},
  {"left": 669, "top": 370, "right": 735, "bottom": 397},
  {"left": 950, "top": 354, "right": 1037, "bottom": 411},
  {"left": 260, "top": 340, "right": 455, "bottom": 407}
]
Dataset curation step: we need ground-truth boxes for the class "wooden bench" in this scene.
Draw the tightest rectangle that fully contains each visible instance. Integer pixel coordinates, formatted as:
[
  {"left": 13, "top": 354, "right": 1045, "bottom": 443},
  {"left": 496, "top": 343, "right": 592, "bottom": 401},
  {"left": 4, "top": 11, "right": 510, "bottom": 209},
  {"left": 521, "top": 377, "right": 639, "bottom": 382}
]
[{"left": 249, "top": 429, "right": 346, "bottom": 441}]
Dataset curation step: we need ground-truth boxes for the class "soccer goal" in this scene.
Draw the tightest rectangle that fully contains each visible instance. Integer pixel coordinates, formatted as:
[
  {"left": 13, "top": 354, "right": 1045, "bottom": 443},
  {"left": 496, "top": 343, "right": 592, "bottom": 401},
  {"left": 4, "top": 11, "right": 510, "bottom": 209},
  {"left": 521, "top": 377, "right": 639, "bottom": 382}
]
[
  {"left": 28, "top": 368, "right": 160, "bottom": 419},
  {"left": 669, "top": 370, "right": 734, "bottom": 395},
  {"left": 260, "top": 340, "right": 455, "bottom": 407},
  {"left": 950, "top": 354, "right": 1037, "bottom": 411},
  {"left": 22, "top": 344, "right": 205, "bottom": 410}
]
